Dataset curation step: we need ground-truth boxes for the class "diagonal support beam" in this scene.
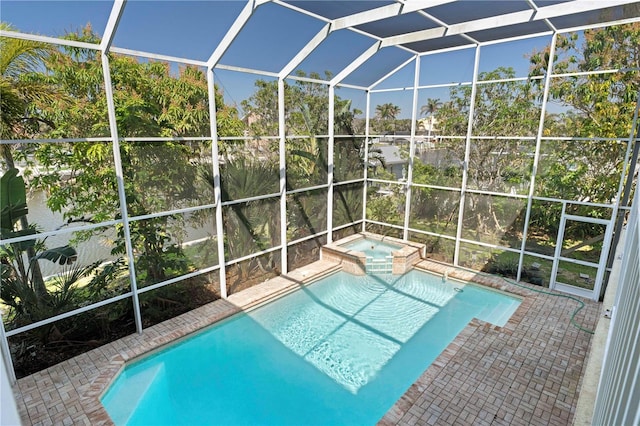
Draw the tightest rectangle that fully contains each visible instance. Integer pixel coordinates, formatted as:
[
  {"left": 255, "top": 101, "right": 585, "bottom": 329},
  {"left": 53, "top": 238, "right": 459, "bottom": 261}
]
[
  {"left": 279, "top": 23, "right": 331, "bottom": 79},
  {"left": 368, "top": 55, "right": 415, "bottom": 90},
  {"left": 381, "top": 0, "right": 640, "bottom": 48},
  {"left": 330, "top": 41, "right": 381, "bottom": 86},
  {"left": 0, "top": 29, "right": 99, "bottom": 50},
  {"left": 207, "top": 0, "right": 261, "bottom": 68},
  {"left": 101, "top": 0, "right": 127, "bottom": 52}
]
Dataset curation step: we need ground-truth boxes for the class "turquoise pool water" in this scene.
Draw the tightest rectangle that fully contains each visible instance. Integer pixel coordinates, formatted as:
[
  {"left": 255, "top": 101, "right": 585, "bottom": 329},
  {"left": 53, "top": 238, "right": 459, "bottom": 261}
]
[
  {"left": 102, "top": 270, "right": 520, "bottom": 425},
  {"left": 341, "top": 238, "right": 401, "bottom": 258}
]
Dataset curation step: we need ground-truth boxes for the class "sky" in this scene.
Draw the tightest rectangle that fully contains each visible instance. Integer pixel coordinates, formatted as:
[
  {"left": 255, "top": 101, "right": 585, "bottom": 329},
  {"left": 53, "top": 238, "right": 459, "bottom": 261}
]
[{"left": 1, "top": 0, "right": 559, "bottom": 118}]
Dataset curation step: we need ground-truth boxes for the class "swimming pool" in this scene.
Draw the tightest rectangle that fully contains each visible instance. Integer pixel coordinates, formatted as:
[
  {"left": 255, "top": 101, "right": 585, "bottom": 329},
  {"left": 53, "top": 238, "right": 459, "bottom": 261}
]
[{"left": 101, "top": 270, "right": 520, "bottom": 425}]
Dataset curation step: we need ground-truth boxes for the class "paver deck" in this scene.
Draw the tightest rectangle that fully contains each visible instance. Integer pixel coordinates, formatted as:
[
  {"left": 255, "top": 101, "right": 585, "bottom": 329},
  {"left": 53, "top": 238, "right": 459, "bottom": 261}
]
[{"left": 11, "top": 259, "right": 600, "bottom": 426}]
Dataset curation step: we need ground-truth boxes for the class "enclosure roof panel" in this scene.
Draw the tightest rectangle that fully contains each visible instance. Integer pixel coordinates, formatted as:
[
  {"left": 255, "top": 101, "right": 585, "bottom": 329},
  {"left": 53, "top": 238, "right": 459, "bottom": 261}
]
[
  {"left": 219, "top": 2, "right": 327, "bottom": 73},
  {"left": 112, "top": 1, "right": 246, "bottom": 61},
  {"left": 341, "top": 47, "right": 414, "bottom": 87},
  {"left": 354, "top": 12, "right": 440, "bottom": 38},
  {"left": 423, "top": 0, "right": 533, "bottom": 26},
  {"left": 468, "top": 20, "right": 552, "bottom": 43},
  {"left": 1, "top": 0, "right": 112, "bottom": 39},
  {"left": 285, "top": 1, "right": 397, "bottom": 20},
  {"left": 549, "top": 3, "right": 640, "bottom": 29},
  {"left": 295, "top": 29, "right": 378, "bottom": 81},
  {"left": 402, "top": 34, "right": 473, "bottom": 53},
  {"left": 1, "top": 0, "right": 639, "bottom": 82}
]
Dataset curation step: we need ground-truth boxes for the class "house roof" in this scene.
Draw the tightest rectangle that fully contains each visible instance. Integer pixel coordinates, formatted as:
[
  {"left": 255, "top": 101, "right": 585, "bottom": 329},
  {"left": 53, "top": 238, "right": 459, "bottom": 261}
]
[{"left": 376, "top": 145, "right": 407, "bottom": 165}]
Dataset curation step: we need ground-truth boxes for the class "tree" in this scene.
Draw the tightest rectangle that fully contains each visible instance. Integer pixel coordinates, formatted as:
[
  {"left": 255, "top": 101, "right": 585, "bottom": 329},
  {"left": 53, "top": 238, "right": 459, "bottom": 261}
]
[
  {"left": 240, "top": 70, "right": 370, "bottom": 188},
  {"left": 436, "top": 67, "right": 537, "bottom": 193},
  {"left": 374, "top": 102, "right": 401, "bottom": 135},
  {"left": 240, "top": 72, "right": 371, "bottom": 267},
  {"left": 200, "top": 157, "right": 279, "bottom": 292},
  {"left": 419, "top": 98, "right": 442, "bottom": 140},
  {"left": 0, "top": 23, "right": 59, "bottom": 144},
  {"left": 528, "top": 23, "right": 640, "bottom": 206},
  {"left": 0, "top": 23, "right": 62, "bottom": 296},
  {"left": 419, "top": 98, "right": 442, "bottom": 117},
  {"left": 15, "top": 26, "right": 244, "bottom": 286},
  {"left": 430, "top": 67, "right": 538, "bottom": 244},
  {"left": 1, "top": 168, "right": 123, "bottom": 343}
]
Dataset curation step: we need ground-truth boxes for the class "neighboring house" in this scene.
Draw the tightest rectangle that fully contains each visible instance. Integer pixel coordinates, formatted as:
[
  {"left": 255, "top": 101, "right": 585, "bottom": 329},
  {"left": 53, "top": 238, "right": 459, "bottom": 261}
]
[
  {"left": 417, "top": 116, "right": 438, "bottom": 140},
  {"left": 374, "top": 144, "right": 408, "bottom": 180}
]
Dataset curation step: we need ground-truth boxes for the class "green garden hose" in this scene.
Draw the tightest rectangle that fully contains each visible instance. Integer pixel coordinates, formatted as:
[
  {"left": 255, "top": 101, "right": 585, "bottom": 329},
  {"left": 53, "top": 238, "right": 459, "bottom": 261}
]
[
  {"left": 501, "top": 275, "right": 595, "bottom": 335},
  {"left": 435, "top": 261, "right": 596, "bottom": 335}
]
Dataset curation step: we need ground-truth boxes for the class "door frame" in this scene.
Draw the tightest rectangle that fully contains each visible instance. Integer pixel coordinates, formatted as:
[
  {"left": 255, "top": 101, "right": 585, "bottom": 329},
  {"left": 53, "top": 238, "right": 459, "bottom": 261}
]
[{"left": 550, "top": 208, "right": 615, "bottom": 301}]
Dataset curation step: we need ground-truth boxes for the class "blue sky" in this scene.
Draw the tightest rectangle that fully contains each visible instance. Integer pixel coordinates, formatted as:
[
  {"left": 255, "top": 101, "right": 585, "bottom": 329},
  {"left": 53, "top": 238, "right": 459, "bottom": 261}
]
[{"left": 2, "top": 1, "right": 557, "bottom": 118}]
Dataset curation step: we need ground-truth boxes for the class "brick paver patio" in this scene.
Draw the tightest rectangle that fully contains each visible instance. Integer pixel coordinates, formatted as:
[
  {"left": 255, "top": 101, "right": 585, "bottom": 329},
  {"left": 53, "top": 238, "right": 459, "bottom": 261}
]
[
  {"left": 379, "top": 262, "right": 600, "bottom": 426},
  {"left": 11, "top": 259, "right": 599, "bottom": 425}
]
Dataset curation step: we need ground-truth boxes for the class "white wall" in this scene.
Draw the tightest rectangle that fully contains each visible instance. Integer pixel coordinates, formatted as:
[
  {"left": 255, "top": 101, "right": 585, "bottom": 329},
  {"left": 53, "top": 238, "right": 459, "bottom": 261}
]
[{"left": 1, "top": 349, "right": 21, "bottom": 426}]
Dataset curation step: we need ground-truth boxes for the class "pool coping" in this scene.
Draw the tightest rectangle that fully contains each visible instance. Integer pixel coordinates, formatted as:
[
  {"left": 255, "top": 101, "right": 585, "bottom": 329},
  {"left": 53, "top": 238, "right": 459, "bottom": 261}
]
[{"left": 12, "top": 258, "right": 597, "bottom": 426}]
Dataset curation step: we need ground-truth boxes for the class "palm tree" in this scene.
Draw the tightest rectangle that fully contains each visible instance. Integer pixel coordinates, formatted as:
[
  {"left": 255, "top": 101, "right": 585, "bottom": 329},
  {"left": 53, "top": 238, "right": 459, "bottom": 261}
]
[
  {"left": 1, "top": 24, "right": 58, "bottom": 297},
  {"left": 419, "top": 98, "right": 441, "bottom": 141},
  {"left": 419, "top": 98, "right": 442, "bottom": 117},
  {"left": 375, "top": 103, "right": 401, "bottom": 135},
  {"left": 200, "top": 158, "right": 279, "bottom": 291},
  {"left": 334, "top": 98, "right": 361, "bottom": 136},
  {"left": 0, "top": 23, "right": 58, "bottom": 149}
]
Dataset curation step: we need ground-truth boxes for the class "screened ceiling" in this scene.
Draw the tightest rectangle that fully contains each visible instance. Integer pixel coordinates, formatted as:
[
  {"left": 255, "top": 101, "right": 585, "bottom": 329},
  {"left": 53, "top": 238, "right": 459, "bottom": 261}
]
[{"left": 2, "top": 0, "right": 639, "bottom": 88}]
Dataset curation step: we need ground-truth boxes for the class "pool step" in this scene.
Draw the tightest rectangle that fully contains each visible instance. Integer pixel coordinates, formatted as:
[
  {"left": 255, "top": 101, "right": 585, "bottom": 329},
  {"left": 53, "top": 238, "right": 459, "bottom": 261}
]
[
  {"left": 103, "top": 363, "right": 165, "bottom": 425},
  {"left": 476, "top": 300, "right": 520, "bottom": 327},
  {"left": 366, "top": 256, "right": 393, "bottom": 274}
]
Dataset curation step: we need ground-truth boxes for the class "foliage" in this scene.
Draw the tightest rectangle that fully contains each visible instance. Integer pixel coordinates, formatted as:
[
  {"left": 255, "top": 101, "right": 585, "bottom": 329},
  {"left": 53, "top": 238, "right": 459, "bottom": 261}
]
[
  {"left": 0, "top": 23, "right": 59, "bottom": 142},
  {"left": 373, "top": 102, "right": 401, "bottom": 134},
  {"left": 1, "top": 168, "right": 47, "bottom": 295},
  {"left": 1, "top": 250, "right": 123, "bottom": 343},
  {"left": 438, "top": 67, "right": 540, "bottom": 137},
  {"left": 429, "top": 68, "right": 537, "bottom": 243},
  {"left": 240, "top": 78, "right": 283, "bottom": 137},
  {"left": 3, "top": 25, "right": 243, "bottom": 286},
  {"left": 240, "top": 70, "right": 331, "bottom": 138},
  {"left": 528, "top": 23, "right": 639, "bottom": 206},
  {"left": 366, "top": 185, "right": 404, "bottom": 226},
  {"left": 420, "top": 98, "right": 442, "bottom": 118},
  {"left": 240, "top": 71, "right": 371, "bottom": 264},
  {"left": 483, "top": 252, "right": 520, "bottom": 279},
  {"left": 333, "top": 183, "right": 364, "bottom": 228},
  {"left": 1, "top": 168, "right": 28, "bottom": 233},
  {"left": 241, "top": 71, "right": 367, "bottom": 189},
  {"left": 201, "top": 157, "right": 279, "bottom": 286},
  {"left": 0, "top": 169, "right": 125, "bottom": 344},
  {"left": 530, "top": 24, "right": 639, "bottom": 138}
]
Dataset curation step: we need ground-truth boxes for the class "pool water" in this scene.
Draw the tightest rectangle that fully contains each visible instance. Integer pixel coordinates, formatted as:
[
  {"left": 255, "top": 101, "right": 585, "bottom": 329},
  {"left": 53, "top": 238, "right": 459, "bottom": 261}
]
[
  {"left": 341, "top": 238, "right": 401, "bottom": 258},
  {"left": 102, "top": 270, "right": 520, "bottom": 425}
]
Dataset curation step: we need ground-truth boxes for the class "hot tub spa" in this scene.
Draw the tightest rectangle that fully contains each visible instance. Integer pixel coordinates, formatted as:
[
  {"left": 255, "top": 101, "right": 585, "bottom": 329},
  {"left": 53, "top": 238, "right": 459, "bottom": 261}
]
[{"left": 322, "top": 233, "right": 425, "bottom": 275}]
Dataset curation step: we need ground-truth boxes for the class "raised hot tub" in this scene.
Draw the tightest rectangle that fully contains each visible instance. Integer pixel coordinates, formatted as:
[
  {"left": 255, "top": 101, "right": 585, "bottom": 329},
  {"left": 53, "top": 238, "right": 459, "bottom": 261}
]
[{"left": 322, "top": 233, "right": 425, "bottom": 275}]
